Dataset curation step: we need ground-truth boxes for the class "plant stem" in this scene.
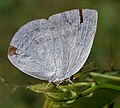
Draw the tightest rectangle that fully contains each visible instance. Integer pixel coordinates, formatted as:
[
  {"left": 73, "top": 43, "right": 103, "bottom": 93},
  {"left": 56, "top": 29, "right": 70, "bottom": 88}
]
[
  {"left": 90, "top": 72, "right": 120, "bottom": 81},
  {"left": 45, "top": 82, "right": 120, "bottom": 102},
  {"left": 78, "top": 82, "right": 120, "bottom": 99},
  {"left": 98, "top": 83, "right": 120, "bottom": 91},
  {"left": 59, "top": 82, "right": 93, "bottom": 89},
  {"left": 45, "top": 72, "right": 120, "bottom": 102},
  {"left": 79, "top": 85, "right": 99, "bottom": 97}
]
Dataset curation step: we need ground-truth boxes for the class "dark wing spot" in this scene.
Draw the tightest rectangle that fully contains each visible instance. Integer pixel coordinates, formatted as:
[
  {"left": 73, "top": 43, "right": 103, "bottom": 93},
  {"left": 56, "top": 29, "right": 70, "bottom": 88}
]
[
  {"left": 79, "top": 9, "right": 83, "bottom": 23},
  {"left": 8, "top": 45, "right": 18, "bottom": 56}
]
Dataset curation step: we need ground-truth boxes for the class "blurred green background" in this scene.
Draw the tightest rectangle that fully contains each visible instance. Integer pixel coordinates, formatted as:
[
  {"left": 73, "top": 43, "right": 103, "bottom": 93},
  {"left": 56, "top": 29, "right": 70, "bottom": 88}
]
[{"left": 0, "top": 0, "right": 120, "bottom": 108}]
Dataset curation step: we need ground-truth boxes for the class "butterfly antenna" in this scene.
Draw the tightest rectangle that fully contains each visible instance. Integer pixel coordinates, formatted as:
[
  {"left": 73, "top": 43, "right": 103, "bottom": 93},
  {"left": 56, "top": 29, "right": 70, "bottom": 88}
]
[
  {"left": 82, "top": 61, "right": 96, "bottom": 69},
  {"left": 73, "top": 67, "right": 97, "bottom": 80},
  {"left": 82, "top": 67, "right": 98, "bottom": 73}
]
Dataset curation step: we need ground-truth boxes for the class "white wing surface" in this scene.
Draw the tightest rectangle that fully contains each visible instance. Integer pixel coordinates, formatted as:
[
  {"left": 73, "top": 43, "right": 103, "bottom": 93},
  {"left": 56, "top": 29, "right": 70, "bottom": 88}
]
[{"left": 8, "top": 9, "right": 98, "bottom": 82}]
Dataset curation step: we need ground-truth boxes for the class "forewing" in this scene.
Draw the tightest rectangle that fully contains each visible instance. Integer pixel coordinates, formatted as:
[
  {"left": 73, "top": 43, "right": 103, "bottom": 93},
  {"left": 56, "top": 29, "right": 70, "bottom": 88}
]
[
  {"left": 64, "top": 9, "right": 98, "bottom": 79},
  {"left": 48, "top": 9, "right": 81, "bottom": 81},
  {"left": 48, "top": 9, "right": 98, "bottom": 81}
]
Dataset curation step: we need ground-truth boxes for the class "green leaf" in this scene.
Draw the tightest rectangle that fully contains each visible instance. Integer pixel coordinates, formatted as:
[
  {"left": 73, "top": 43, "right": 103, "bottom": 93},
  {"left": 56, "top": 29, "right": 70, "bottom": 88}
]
[
  {"left": 26, "top": 82, "right": 57, "bottom": 93},
  {"left": 45, "top": 92, "right": 68, "bottom": 102},
  {"left": 45, "top": 89, "right": 77, "bottom": 102},
  {"left": 43, "top": 98, "right": 75, "bottom": 108}
]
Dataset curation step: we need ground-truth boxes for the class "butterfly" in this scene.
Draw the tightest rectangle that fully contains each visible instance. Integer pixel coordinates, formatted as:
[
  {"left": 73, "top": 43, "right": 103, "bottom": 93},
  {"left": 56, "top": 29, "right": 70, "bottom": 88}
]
[{"left": 8, "top": 9, "right": 98, "bottom": 82}]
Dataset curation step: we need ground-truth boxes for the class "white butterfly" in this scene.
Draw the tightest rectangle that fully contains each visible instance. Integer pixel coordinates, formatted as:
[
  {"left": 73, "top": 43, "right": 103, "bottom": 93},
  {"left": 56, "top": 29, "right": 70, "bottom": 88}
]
[{"left": 8, "top": 9, "right": 98, "bottom": 82}]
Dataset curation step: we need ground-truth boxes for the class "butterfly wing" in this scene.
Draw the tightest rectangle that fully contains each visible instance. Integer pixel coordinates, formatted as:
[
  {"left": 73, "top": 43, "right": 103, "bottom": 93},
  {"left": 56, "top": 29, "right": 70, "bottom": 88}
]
[
  {"left": 8, "top": 9, "right": 98, "bottom": 82},
  {"left": 48, "top": 9, "right": 98, "bottom": 82},
  {"left": 8, "top": 19, "right": 57, "bottom": 81},
  {"left": 64, "top": 9, "right": 98, "bottom": 80}
]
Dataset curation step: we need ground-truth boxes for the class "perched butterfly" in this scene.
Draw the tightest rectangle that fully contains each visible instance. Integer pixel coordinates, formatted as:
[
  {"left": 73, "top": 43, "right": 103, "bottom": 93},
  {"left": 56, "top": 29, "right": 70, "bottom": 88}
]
[{"left": 8, "top": 9, "right": 98, "bottom": 82}]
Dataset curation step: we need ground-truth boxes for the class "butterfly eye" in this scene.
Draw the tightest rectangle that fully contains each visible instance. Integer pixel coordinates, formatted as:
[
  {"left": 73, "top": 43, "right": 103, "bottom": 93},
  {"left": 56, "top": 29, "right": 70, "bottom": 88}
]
[{"left": 8, "top": 45, "right": 18, "bottom": 56}]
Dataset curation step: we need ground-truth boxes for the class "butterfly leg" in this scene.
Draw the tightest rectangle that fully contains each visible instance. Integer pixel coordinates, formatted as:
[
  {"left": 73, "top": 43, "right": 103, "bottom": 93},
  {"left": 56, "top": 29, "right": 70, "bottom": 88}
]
[
  {"left": 56, "top": 80, "right": 65, "bottom": 88},
  {"left": 67, "top": 78, "right": 73, "bottom": 84},
  {"left": 45, "top": 81, "right": 52, "bottom": 89}
]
